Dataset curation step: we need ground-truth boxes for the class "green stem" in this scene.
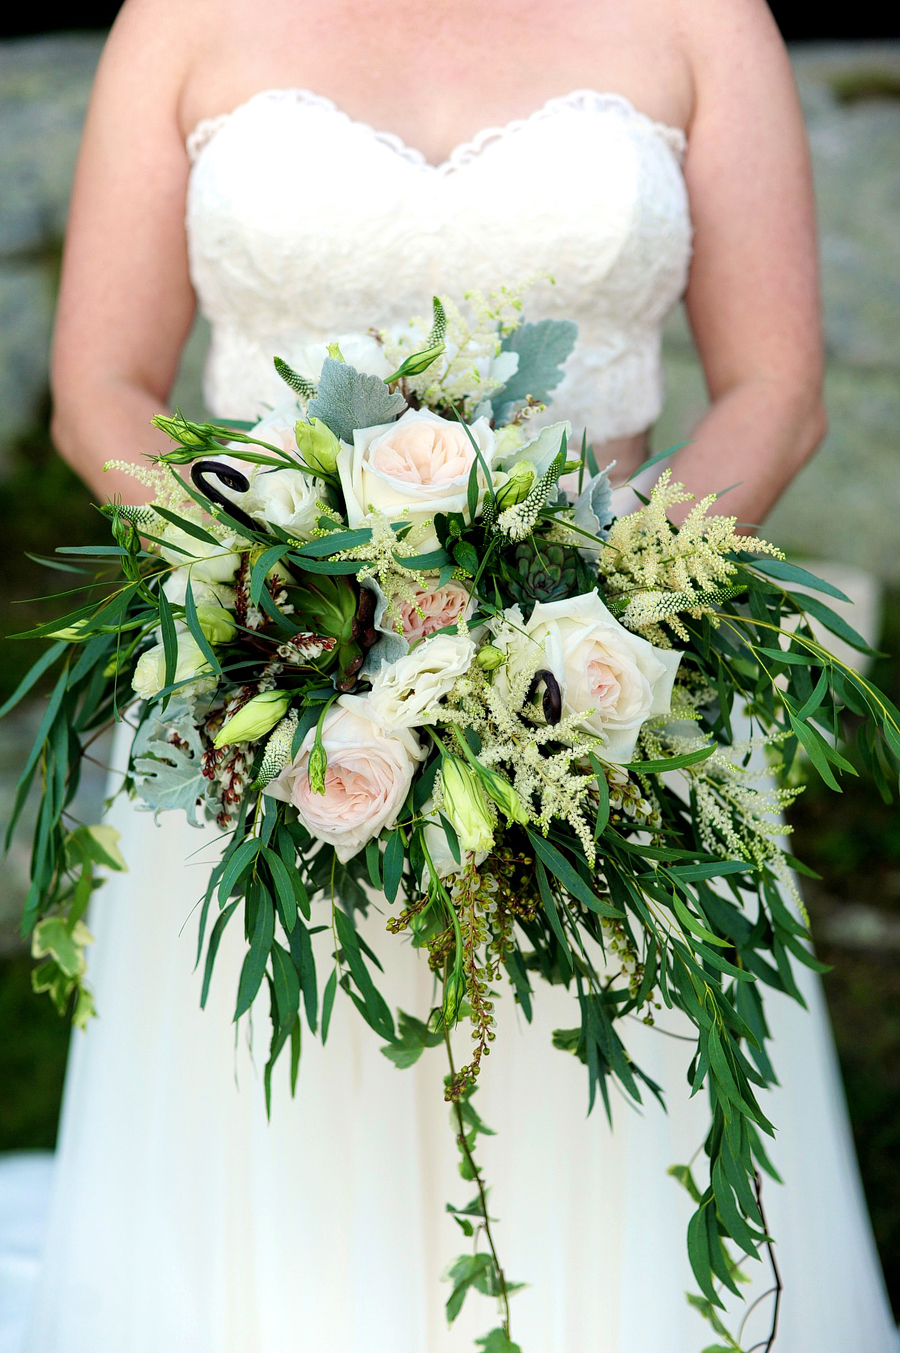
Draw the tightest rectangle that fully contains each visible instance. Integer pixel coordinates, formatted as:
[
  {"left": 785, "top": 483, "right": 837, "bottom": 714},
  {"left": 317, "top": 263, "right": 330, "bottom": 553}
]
[{"left": 442, "top": 1019, "right": 512, "bottom": 1340}]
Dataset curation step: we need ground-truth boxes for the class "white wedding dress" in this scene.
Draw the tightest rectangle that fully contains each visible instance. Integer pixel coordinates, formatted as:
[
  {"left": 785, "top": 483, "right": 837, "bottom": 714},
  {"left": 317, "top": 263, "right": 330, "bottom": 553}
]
[{"left": 23, "top": 90, "right": 899, "bottom": 1352}]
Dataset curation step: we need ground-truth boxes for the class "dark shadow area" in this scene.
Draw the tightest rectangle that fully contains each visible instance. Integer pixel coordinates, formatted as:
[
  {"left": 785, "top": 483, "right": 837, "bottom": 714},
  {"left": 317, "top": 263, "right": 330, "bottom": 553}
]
[{"left": 0, "top": 5, "right": 897, "bottom": 42}]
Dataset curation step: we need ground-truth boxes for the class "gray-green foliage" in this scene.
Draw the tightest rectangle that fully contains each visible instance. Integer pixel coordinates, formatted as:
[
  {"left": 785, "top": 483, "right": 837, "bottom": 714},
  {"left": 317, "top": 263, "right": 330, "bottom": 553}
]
[
  {"left": 132, "top": 701, "right": 216, "bottom": 826},
  {"left": 491, "top": 319, "right": 577, "bottom": 421},
  {"left": 307, "top": 359, "right": 407, "bottom": 443}
]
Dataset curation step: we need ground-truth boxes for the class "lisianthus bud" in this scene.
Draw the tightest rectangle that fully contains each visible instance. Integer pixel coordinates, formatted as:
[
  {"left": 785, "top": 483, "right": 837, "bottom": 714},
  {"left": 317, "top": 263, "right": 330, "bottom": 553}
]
[
  {"left": 477, "top": 766, "right": 529, "bottom": 825},
  {"left": 494, "top": 460, "right": 536, "bottom": 511},
  {"left": 326, "top": 342, "right": 345, "bottom": 362},
  {"left": 294, "top": 417, "right": 340, "bottom": 475},
  {"left": 475, "top": 644, "right": 504, "bottom": 673},
  {"left": 48, "top": 619, "right": 89, "bottom": 642},
  {"left": 440, "top": 757, "right": 494, "bottom": 853},
  {"left": 195, "top": 605, "right": 236, "bottom": 645},
  {"left": 214, "top": 691, "right": 290, "bottom": 748},
  {"left": 151, "top": 413, "right": 209, "bottom": 446},
  {"left": 442, "top": 967, "right": 465, "bottom": 1026},
  {"left": 307, "top": 736, "right": 328, "bottom": 794}
]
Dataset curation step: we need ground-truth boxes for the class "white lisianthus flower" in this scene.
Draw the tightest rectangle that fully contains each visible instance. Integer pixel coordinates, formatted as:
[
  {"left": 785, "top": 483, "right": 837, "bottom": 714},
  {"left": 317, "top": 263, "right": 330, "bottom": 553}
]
[
  {"left": 162, "top": 570, "right": 235, "bottom": 610},
  {"left": 158, "top": 525, "right": 241, "bottom": 585},
  {"left": 495, "top": 593, "right": 682, "bottom": 763},
  {"left": 132, "top": 631, "right": 215, "bottom": 700},
  {"left": 292, "top": 333, "right": 394, "bottom": 382},
  {"left": 367, "top": 634, "right": 475, "bottom": 729},
  {"left": 337, "top": 408, "right": 499, "bottom": 550},
  {"left": 219, "top": 403, "right": 326, "bottom": 539},
  {"left": 263, "top": 696, "right": 424, "bottom": 862},
  {"left": 242, "top": 466, "right": 324, "bottom": 539},
  {"left": 420, "top": 796, "right": 488, "bottom": 884}
]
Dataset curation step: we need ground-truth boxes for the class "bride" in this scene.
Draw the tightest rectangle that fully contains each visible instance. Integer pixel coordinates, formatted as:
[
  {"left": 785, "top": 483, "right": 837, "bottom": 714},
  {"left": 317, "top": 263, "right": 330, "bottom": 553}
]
[{"left": 24, "top": 0, "right": 897, "bottom": 1349}]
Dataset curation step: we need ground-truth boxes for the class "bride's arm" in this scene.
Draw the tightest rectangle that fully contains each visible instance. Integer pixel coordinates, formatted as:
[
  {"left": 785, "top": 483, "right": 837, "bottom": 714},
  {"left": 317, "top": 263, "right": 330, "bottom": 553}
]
[
  {"left": 50, "top": 0, "right": 200, "bottom": 504},
  {"left": 668, "top": 0, "right": 826, "bottom": 526}
]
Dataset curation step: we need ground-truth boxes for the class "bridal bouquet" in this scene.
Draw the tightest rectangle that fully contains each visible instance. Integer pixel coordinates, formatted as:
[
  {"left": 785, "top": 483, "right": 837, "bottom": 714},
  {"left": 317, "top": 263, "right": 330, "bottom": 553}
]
[{"left": 7, "top": 288, "right": 899, "bottom": 1351}]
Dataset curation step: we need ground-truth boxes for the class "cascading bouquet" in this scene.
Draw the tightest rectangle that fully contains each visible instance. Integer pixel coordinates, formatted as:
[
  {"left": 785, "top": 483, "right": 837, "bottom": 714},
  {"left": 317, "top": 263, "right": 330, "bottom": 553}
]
[{"left": 6, "top": 287, "right": 900, "bottom": 1352}]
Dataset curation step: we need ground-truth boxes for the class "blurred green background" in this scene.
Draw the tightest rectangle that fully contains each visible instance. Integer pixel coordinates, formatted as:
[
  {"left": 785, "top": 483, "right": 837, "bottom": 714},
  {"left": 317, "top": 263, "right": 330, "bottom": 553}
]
[{"left": 0, "top": 26, "right": 898, "bottom": 1318}]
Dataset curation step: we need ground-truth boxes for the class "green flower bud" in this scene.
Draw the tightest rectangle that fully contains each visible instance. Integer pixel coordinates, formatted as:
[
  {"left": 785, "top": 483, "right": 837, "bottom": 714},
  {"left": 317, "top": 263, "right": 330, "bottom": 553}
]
[
  {"left": 326, "top": 341, "right": 345, "bottom": 362},
  {"left": 294, "top": 417, "right": 341, "bottom": 475},
  {"left": 307, "top": 739, "right": 328, "bottom": 795},
  {"left": 195, "top": 605, "right": 236, "bottom": 646},
  {"left": 151, "top": 412, "right": 210, "bottom": 446},
  {"left": 440, "top": 757, "right": 494, "bottom": 853},
  {"left": 478, "top": 766, "right": 529, "bottom": 826},
  {"left": 214, "top": 691, "right": 290, "bottom": 748},
  {"left": 494, "top": 460, "right": 536, "bottom": 511},
  {"left": 47, "top": 619, "right": 90, "bottom": 642},
  {"left": 475, "top": 644, "right": 505, "bottom": 673},
  {"left": 442, "top": 967, "right": 466, "bottom": 1027}
]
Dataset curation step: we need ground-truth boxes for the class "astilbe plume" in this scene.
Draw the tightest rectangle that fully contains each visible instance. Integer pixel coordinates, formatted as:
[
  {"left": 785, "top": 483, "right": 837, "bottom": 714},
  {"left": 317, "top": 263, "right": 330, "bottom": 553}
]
[{"left": 599, "top": 471, "right": 783, "bottom": 641}]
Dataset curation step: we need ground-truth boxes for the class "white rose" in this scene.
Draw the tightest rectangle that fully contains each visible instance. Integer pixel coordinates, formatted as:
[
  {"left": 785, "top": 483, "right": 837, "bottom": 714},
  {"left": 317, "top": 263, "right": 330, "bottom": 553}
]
[
  {"left": 337, "top": 408, "right": 499, "bottom": 550},
  {"left": 367, "top": 633, "right": 475, "bottom": 729},
  {"left": 292, "top": 333, "right": 394, "bottom": 382},
  {"left": 264, "top": 696, "right": 424, "bottom": 862},
  {"left": 131, "top": 631, "right": 215, "bottom": 700},
  {"left": 496, "top": 593, "right": 682, "bottom": 763}
]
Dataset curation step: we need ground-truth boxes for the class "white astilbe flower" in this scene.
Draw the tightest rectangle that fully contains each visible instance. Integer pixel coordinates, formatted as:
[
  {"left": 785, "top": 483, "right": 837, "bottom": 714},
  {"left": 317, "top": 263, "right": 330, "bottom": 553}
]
[
  {"left": 599, "top": 471, "right": 784, "bottom": 640},
  {"left": 334, "top": 511, "right": 454, "bottom": 612},
  {"left": 380, "top": 283, "right": 538, "bottom": 415},
  {"left": 638, "top": 721, "right": 807, "bottom": 915},
  {"left": 103, "top": 460, "right": 237, "bottom": 543},
  {"left": 434, "top": 660, "right": 603, "bottom": 865}
]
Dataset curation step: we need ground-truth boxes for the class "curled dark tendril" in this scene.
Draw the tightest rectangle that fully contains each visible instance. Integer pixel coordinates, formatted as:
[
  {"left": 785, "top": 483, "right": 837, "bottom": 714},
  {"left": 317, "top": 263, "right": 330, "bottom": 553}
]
[
  {"left": 190, "top": 459, "right": 258, "bottom": 533},
  {"left": 526, "top": 668, "right": 563, "bottom": 725}
]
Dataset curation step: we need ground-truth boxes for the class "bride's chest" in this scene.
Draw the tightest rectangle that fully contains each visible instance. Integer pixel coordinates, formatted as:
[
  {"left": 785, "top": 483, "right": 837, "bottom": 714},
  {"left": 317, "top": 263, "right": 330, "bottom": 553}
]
[{"left": 186, "top": 89, "right": 692, "bottom": 337}]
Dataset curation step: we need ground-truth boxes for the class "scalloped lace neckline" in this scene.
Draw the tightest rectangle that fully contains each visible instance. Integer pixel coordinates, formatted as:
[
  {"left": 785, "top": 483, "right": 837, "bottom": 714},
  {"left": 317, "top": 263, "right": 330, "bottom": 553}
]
[{"left": 186, "top": 87, "right": 688, "bottom": 172}]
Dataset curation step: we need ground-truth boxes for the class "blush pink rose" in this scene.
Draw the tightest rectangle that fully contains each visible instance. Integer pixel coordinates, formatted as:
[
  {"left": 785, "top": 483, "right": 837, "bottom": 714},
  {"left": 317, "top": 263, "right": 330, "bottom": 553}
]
[
  {"left": 263, "top": 696, "right": 424, "bottom": 861},
  {"left": 395, "top": 582, "right": 473, "bottom": 644},
  {"left": 337, "top": 409, "right": 499, "bottom": 550}
]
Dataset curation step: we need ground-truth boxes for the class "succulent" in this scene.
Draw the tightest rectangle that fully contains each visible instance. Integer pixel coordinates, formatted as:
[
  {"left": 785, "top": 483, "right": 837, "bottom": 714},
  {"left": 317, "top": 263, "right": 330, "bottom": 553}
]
[{"left": 505, "top": 536, "right": 585, "bottom": 611}]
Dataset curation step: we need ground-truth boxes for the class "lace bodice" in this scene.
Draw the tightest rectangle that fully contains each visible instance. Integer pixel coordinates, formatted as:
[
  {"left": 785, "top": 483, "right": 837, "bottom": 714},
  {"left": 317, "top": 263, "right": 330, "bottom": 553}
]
[{"left": 186, "top": 89, "right": 692, "bottom": 444}]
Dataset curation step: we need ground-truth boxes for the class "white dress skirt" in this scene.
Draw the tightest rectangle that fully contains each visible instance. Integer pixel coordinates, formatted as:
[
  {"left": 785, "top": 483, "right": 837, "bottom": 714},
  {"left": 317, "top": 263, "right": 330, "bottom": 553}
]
[{"left": 22, "top": 719, "right": 900, "bottom": 1353}]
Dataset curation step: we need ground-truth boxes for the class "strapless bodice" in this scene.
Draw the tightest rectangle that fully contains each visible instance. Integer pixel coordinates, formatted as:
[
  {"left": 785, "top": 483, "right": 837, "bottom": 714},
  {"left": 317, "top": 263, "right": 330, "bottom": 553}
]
[{"left": 185, "top": 88, "right": 692, "bottom": 444}]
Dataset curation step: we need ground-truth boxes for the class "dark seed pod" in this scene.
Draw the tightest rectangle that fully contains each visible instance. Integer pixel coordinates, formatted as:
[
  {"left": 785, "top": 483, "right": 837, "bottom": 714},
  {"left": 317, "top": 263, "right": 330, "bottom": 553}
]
[{"left": 526, "top": 668, "right": 563, "bottom": 725}]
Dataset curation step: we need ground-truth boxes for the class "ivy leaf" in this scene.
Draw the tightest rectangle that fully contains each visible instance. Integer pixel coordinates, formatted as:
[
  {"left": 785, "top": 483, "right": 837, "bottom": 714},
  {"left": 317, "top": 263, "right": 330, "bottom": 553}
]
[
  {"left": 476, "top": 1331, "right": 523, "bottom": 1353},
  {"left": 307, "top": 359, "right": 406, "bottom": 443},
  {"left": 380, "top": 1008, "right": 443, "bottom": 1069}
]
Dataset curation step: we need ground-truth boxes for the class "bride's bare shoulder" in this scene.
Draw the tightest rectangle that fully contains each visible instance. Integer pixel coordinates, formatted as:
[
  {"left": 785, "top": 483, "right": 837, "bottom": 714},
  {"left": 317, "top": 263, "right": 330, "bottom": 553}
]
[{"left": 88, "top": 0, "right": 217, "bottom": 132}]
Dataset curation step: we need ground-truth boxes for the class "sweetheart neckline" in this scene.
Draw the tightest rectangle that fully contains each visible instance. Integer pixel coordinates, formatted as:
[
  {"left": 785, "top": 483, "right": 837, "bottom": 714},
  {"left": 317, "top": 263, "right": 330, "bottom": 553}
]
[{"left": 185, "top": 86, "right": 688, "bottom": 174}]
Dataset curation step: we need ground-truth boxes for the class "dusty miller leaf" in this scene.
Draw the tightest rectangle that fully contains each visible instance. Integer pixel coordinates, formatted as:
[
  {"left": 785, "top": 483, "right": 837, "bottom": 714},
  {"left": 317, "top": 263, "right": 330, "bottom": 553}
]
[
  {"left": 132, "top": 700, "right": 215, "bottom": 826},
  {"left": 307, "top": 359, "right": 406, "bottom": 443},
  {"left": 492, "top": 319, "right": 578, "bottom": 420}
]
